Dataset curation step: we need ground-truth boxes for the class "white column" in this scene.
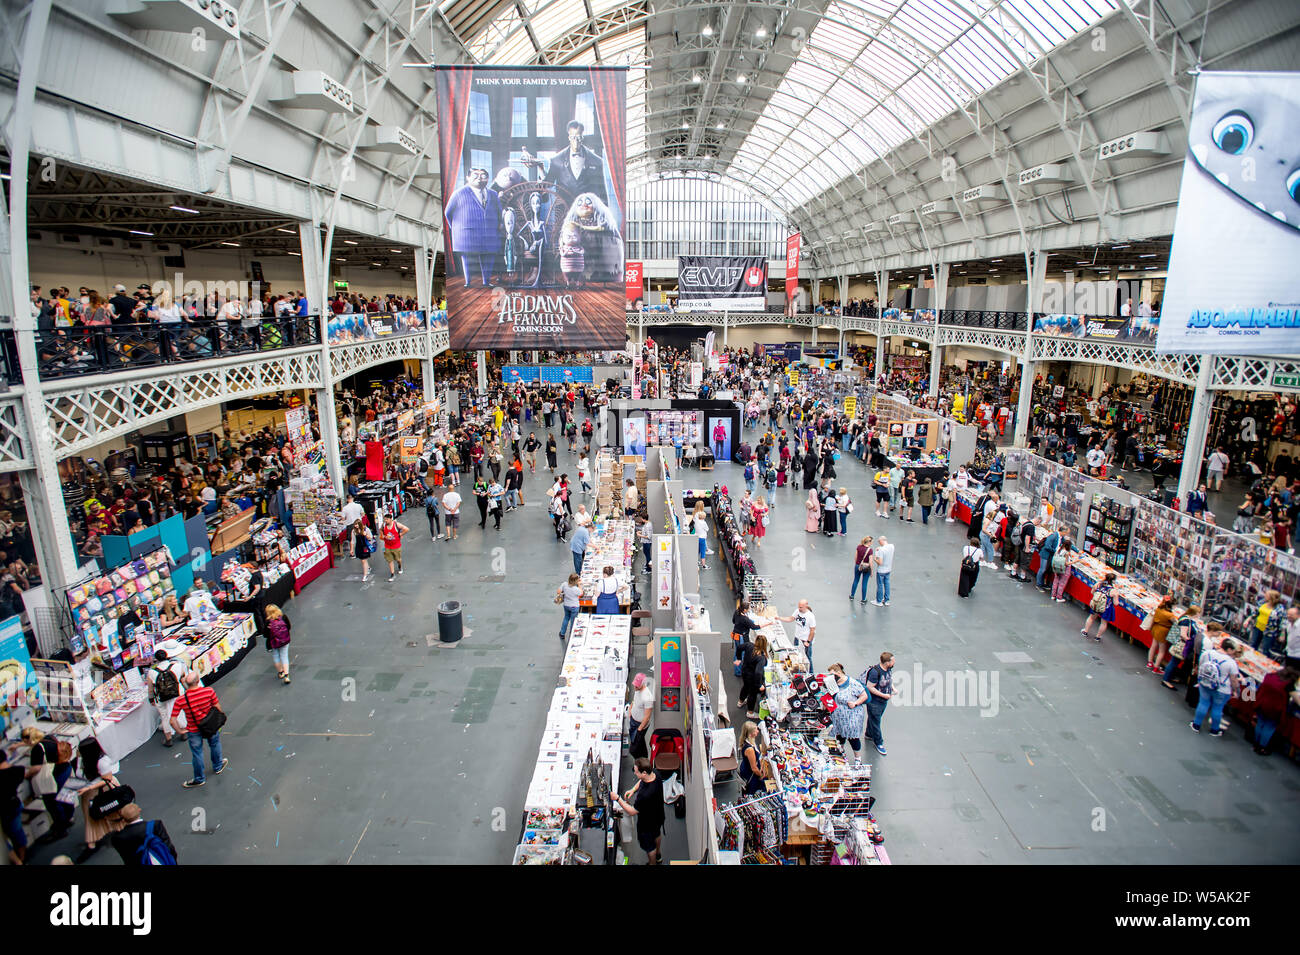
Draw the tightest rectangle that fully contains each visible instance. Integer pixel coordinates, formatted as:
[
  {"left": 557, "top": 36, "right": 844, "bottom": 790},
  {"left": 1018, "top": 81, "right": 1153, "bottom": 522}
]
[
  {"left": 413, "top": 246, "right": 432, "bottom": 312},
  {"left": 928, "top": 343, "right": 942, "bottom": 398},
  {"left": 722, "top": 311, "right": 729, "bottom": 348},
  {"left": 875, "top": 270, "right": 889, "bottom": 381},
  {"left": 299, "top": 220, "right": 343, "bottom": 496},
  {"left": 4, "top": 0, "right": 79, "bottom": 593},
  {"left": 1013, "top": 359, "right": 1035, "bottom": 447},
  {"left": 477, "top": 351, "right": 488, "bottom": 393},
  {"left": 1177, "top": 358, "right": 1215, "bottom": 501}
]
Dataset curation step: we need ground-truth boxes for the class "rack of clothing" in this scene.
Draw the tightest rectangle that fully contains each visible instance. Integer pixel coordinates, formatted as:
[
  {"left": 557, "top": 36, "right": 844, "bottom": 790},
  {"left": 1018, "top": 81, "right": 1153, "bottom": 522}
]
[{"left": 719, "top": 790, "right": 788, "bottom": 862}]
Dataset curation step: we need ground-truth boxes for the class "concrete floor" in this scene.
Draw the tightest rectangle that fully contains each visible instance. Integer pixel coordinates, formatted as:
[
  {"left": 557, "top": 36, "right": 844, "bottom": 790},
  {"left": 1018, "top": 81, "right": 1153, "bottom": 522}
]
[{"left": 28, "top": 417, "right": 1300, "bottom": 865}]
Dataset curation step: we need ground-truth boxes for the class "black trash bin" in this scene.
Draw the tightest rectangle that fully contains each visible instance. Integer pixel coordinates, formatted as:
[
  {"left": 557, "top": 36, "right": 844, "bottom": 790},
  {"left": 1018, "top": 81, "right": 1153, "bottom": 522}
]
[{"left": 438, "top": 600, "right": 463, "bottom": 643}]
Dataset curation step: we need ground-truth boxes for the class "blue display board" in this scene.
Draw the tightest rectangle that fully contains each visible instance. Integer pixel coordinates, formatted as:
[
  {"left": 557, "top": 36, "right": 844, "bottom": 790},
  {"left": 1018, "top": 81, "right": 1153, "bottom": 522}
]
[{"left": 503, "top": 365, "right": 595, "bottom": 384}]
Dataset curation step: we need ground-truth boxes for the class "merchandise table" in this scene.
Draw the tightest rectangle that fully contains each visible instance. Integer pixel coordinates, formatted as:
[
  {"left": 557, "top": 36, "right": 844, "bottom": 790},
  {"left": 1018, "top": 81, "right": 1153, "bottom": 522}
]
[
  {"left": 1208, "top": 632, "right": 1282, "bottom": 723},
  {"left": 156, "top": 613, "right": 259, "bottom": 687},
  {"left": 578, "top": 520, "right": 634, "bottom": 611},
  {"left": 1044, "top": 553, "right": 1164, "bottom": 648},
  {"left": 520, "top": 614, "right": 630, "bottom": 863},
  {"left": 94, "top": 700, "right": 161, "bottom": 763},
  {"left": 882, "top": 455, "right": 948, "bottom": 485}
]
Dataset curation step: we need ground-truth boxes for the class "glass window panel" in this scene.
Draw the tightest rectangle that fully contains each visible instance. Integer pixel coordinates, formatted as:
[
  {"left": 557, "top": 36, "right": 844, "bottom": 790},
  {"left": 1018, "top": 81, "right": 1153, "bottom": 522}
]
[
  {"left": 536, "top": 96, "right": 553, "bottom": 138},
  {"left": 529, "top": 0, "right": 587, "bottom": 49},
  {"left": 469, "top": 91, "right": 491, "bottom": 136},
  {"left": 511, "top": 97, "right": 528, "bottom": 137},
  {"left": 469, "top": 148, "right": 493, "bottom": 175},
  {"left": 575, "top": 92, "right": 595, "bottom": 139}
]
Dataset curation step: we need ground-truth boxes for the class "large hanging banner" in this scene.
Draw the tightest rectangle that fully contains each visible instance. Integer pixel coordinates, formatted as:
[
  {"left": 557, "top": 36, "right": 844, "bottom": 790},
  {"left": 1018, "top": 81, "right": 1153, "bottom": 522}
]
[
  {"left": 625, "top": 261, "right": 643, "bottom": 308},
  {"left": 1158, "top": 71, "right": 1300, "bottom": 355},
  {"left": 784, "top": 233, "right": 801, "bottom": 318},
  {"left": 677, "top": 256, "right": 767, "bottom": 312},
  {"left": 435, "top": 65, "right": 627, "bottom": 350}
]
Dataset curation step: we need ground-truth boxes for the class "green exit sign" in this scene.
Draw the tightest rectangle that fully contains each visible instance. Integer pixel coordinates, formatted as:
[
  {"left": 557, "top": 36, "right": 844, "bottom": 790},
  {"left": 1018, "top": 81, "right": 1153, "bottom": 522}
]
[
  {"left": 334, "top": 280, "right": 349, "bottom": 290},
  {"left": 1272, "top": 372, "right": 1300, "bottom": 389}
]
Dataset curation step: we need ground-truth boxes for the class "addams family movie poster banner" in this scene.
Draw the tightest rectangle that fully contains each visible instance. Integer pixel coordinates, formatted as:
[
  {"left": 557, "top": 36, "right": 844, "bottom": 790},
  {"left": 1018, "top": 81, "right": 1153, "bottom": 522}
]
[
  {"left": 1159, "top": 71, "right": 1300, "bottom": 356},
  {"left": 435, "top": 65, "right": 627, "bottom": 351}
]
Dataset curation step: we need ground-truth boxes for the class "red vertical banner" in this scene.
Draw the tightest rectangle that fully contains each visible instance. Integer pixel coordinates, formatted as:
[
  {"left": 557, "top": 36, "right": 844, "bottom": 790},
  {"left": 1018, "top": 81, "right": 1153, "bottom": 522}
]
[
  {"left": 785, "top": 232, "right": 801, "bottom": 317},
  {"left": 625, "top": 261, "right": 643, "bottom": 307}
]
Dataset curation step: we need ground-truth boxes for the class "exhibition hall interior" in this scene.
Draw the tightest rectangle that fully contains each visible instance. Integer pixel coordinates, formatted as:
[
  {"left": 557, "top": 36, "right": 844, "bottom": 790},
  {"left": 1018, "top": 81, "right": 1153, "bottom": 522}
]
[{"left": 1, "top": 0, "right": 1299, "bottom": 888}]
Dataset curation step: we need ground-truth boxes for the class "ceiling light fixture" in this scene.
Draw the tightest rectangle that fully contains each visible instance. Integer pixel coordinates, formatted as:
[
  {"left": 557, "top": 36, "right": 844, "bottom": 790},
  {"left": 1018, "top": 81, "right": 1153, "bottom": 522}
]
[
  {"left": 692, "top": 73, "right": 701, "bottom": 83},
  {"left": 276, "top": 227, "right": 295, "bottom": 234},
  {"left": 391, "top": 249, "right": 403, "bottom": 253},
  {"left": 702, "top": 24, "right": 713, "bottom": 36},
  {"left": 1138, "top": 253, "right": 1158, "bottom": 258},
  {"left": 681, "top": 121, "right": 689, "bottom": 129},
  {"left": 287, "top": 251, "right": 301, "bottom": 257},
  {"left": 170, "top": 205, "right": 200, "bottom": 214},
  {"left": 129, "top": 230, "right": 154, "bottom": 236},
  {"left": 716, "top": 122, "right": 725, "bottom": 130},
  {"left": 1112, "top": 244, "right": 1130, "bottom": 249},
  {"left": 343, "top": 239, "right": 358, "bottom": 245},
  {"left": 755, "top": 27, "right": 767, "bottom": 37},
  {"left": 220, "top": 241, "right": 240, "bottom": 247}
]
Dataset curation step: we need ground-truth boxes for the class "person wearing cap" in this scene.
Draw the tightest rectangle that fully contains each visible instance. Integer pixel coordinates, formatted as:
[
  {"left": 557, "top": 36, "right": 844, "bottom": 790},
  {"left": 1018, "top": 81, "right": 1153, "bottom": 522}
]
[
  {"left": 109, "top": 284, "right": 136, "bottom": 325},
  {"left": 628, "top": 673, "right": 654, "bottom": 759}
]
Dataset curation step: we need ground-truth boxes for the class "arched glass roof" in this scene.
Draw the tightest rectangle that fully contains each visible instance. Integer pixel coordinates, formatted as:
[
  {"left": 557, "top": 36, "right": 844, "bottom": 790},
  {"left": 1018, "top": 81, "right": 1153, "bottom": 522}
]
[{"left": 438, "top": 0, "right": 1121, "bottom": 214}]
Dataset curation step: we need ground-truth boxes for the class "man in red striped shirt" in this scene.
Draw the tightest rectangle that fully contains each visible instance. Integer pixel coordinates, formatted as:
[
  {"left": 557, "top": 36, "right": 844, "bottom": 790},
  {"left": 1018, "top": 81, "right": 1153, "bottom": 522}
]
[{"left": 178, "top": 674, "right": 228, "bottom": 788}]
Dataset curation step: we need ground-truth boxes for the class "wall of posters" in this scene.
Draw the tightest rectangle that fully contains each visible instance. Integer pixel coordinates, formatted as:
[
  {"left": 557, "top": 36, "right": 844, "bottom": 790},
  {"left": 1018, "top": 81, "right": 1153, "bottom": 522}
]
[
  {"left": 677, "top": 256, "right": 767, "bottom": 312},
  {"left": 1159, "top": 71, "right": 1300, "bottom": 356},
  {"left": 436, "top": 65, "right": 627, "bottom": 350}
]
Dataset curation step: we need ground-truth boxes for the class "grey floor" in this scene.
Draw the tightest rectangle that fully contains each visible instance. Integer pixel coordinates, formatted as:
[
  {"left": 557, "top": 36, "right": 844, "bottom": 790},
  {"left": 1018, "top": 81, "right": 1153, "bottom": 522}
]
[{"left": 29, "top": 418, "right": 1300, "bottom": 865}]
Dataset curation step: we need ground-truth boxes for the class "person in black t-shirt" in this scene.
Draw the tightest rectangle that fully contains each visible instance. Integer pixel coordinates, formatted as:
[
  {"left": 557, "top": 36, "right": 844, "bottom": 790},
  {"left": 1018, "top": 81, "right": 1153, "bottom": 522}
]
[
  {"left": 22, "top": 726, "right": 74, "bottom": 835},
  {"left": 615, "top": 758, "right": 665, "bottom": 864},
  {"left": 731, "top": 599, "right": 761, "bottom": 667}
]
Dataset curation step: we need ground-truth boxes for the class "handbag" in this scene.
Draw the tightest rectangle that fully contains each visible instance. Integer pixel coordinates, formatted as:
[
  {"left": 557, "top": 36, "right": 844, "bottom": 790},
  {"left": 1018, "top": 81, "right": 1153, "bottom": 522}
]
[
  {"left": 182, "top": 692, "right": 227, "bottom": 739},
  {"left": 89, "top": 784, "right": 135, "bottom": 820},
  {"left": 554, "top": 591, "right": 565, "bottom": 605},
  {"left": 30, "top": 760, "right": 57, "bottom": 796},
  {"left": 847, "top": 502, "right": 854, "bottom": 514},
  {"left": 1140, "top": 611, "right": 1155, "bottom": 630}
]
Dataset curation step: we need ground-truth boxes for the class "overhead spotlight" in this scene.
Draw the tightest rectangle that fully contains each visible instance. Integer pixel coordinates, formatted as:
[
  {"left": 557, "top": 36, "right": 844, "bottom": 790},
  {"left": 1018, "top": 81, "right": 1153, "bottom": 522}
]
[
  {"left": 702, "top": 24, "right": 713, "bottom": 36},
  {"left": 736, "top": 74, "right": 747, "bottom": 84},
  {"left": 716, "top": 122, "right": 725, "bottom": 129},
  {"left": 682, "top": 121, "right": 690, "bottom": 129},
  {"left": 692, "top": 73, "right": 701, "bottom": 83},
  {"left": 755, "top": 27, "right": 767, "bottom": 38}
]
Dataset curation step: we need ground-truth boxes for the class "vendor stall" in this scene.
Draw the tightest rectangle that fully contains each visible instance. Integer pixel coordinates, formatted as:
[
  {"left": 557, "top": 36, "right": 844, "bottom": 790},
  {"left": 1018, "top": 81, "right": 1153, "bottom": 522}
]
[
  {"left": 578, "top": 520, "right": 635, "bottom": 612},
  {"left": 518, "top": 613, "right": 630, "bottom": 864}
]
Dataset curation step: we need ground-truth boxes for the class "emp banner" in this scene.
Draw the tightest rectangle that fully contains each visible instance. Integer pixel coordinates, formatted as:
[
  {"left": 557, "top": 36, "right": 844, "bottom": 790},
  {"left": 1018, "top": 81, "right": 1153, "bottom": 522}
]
[
  {"left": 435, "top": 65, "right": 628, "bottom": 351},
  {"left": 677, "top": 255, "right": 767, "bottom": 312}
]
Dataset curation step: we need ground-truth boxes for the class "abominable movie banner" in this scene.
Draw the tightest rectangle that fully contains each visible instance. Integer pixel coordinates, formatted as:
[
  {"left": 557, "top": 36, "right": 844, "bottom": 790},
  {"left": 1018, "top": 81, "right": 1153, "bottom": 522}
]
[
  {"left": 435, "top": 65, "right": 627, "bottom": 351},
  {"left": 1158, "top": 71, "right": 1300, "bottom": 356}
]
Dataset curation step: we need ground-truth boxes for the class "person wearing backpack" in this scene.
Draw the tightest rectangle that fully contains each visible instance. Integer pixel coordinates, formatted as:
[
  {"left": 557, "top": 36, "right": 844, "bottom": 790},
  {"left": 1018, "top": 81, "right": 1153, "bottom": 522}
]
[
  {"left": 1036, "top": 526, "right": 1061, "bottom": 591},
  {"left": 743, "top": 458, "right": 756, "bottom": 493},
  {"left": 112, "top": 803, "right": 178, "bottom": 866},
  {"left": 147, "top": 649, "right": 189, "bottom": 747},
  {"left": 264, "top": 603, "right": 292, "bottom": 685},
  {"left": 1080, "top": 572, "right": 1117, "bottom": 643}
]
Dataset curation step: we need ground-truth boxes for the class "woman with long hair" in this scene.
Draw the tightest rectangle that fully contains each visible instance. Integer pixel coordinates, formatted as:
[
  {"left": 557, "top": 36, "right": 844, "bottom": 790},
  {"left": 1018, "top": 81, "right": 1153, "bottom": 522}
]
[
  {"left": 1081, "top": 572, "right": 1117, "bottom": 642},
  {"left": 740, "top": 634, "right": 769, "bottom": 718},
  {"left": 352, "top": 518, "right": 374, "bottom": 581}
]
